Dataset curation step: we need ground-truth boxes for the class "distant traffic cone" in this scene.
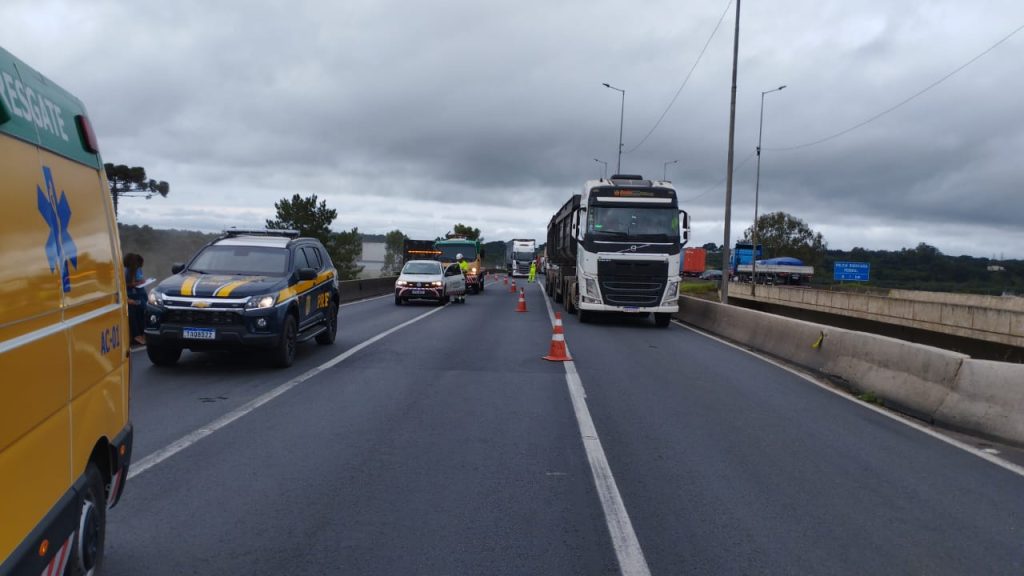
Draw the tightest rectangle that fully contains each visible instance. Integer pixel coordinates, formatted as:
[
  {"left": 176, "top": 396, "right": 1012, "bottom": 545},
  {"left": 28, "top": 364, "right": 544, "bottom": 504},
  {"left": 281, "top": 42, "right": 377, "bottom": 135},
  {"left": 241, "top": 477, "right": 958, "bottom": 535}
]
[
  {"left": 515, "top": 289, "right": 527, "bottom": 312},
  {"left": 504, "top": 276, "right": 508, "bottom": 285},
  {"left": 543, "top": 313, "right": 571, "bottom": 361},
  {"left": 510, "top": 280, "right": 517, "bottom": 293}
]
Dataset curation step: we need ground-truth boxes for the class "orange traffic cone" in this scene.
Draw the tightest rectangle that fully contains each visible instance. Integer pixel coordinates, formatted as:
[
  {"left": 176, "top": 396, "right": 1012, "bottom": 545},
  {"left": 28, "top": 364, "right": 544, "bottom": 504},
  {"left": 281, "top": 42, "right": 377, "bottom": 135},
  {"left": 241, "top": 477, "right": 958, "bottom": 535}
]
[
  {"left": 515, "top": 289, "right": 527, "bottom": 312},
  {"left": 510, "top": 280, "right": 517, "bottom": 293},
  {"left": 543, "top": 313, "right": 571, "bottom": 361},
  {"left": 504, "top": 276, "right": 508, "bottom": 285}
]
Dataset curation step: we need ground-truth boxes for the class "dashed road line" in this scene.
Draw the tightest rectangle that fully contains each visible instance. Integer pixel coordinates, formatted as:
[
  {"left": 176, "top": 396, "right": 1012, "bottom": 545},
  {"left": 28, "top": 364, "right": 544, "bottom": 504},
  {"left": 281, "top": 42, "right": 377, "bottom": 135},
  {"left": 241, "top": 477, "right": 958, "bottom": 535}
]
[{"left": 540, "top": 286, "right": 652, "bottom": 576}]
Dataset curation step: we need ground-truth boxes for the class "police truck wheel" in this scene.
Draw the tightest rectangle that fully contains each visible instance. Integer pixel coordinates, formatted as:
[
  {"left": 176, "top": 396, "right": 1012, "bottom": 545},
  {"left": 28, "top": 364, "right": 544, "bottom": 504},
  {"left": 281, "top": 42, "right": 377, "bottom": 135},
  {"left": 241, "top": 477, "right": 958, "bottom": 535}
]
[
  {"left": 316, "top": 302, "right": 338, "bottom": 345},
  {"left": 69, "top": 463, "right": 106, "bottom": 576},
  {"left": 654, "top": 313, "right": 671, "bottom": 327},
  {"left": 146, "top": 342, "right": 181, "bottom": 366},
  {"left": 273, "top": 315, "right": 298, "bottom": 368}
]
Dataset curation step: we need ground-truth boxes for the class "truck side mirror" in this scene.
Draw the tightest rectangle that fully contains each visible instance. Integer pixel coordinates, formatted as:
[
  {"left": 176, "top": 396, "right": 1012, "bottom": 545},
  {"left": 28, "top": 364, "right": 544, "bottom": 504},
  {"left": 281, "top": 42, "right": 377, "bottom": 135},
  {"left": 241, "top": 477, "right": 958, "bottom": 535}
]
[
  {"left": 680, "top": 210, "right": 690, "bottom": 246},
  {"left": 171, "top": 263, "right": 185, "bottom": 274}
]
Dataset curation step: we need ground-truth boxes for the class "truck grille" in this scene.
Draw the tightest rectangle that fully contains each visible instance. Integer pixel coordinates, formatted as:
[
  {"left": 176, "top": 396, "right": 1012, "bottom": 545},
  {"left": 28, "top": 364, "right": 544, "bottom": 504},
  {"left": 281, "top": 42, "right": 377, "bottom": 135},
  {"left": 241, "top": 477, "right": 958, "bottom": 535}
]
[
  {"left": 165, "top": 309, "right": 244, "bottom": 326},
  {"left": 597, "top": 259, "right": 668, "bottom": 307}
]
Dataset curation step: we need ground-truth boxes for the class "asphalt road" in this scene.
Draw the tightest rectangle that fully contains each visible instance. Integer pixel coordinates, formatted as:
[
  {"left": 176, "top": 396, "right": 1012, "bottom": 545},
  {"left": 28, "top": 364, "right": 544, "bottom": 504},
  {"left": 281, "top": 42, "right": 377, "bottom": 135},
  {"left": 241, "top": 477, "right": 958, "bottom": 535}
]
[{"left": 104, "top": 276, "right": 1024, "bottom": 575}]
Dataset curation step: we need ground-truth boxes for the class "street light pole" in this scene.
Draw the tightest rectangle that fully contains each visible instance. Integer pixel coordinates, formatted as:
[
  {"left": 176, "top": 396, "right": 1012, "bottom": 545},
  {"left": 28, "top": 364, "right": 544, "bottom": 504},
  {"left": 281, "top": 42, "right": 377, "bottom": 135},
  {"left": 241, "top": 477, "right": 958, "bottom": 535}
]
[
  {"left": 751, "top": 85, "right": 786, "bottom": 296},
  {"left": 603, "top": 83, "right": 625, "bottom": 174},
  {"left": 594, "top": 158, "right": 608, "bottom": 179},
  {"left": 721, "top": 0, "right": 741, "bottom": 306},
  {"left": 663, "top": 159, "right": 678, "bottom": 181}
]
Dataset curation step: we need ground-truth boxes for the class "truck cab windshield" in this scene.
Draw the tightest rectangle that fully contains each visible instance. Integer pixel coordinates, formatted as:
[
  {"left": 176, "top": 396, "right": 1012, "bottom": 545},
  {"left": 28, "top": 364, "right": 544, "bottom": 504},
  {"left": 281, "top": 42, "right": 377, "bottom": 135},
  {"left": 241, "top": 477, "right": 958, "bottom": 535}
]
[
  {"left": 587, "top": 206, "right": 679, "bottom": 241},
  {"left": 438, "top": 245, "right": 478, "bottom": 261}
]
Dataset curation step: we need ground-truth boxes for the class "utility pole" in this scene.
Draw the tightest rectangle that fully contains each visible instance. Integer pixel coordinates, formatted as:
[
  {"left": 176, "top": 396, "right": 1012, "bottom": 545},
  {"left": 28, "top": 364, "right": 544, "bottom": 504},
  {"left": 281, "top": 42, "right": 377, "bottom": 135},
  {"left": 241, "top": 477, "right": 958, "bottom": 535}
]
[{"left": 721, "top": 0, "right": 741, "bottom": 305}]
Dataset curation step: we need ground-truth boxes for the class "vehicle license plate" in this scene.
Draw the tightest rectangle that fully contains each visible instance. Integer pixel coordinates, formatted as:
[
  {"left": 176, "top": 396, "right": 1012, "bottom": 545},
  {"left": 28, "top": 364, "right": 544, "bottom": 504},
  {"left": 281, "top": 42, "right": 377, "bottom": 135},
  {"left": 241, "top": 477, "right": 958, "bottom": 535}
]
[
  {"left": 183, "top": 327, "right": 216, "bottom": 340},
  {"left": 623, "top": 307, "right": 640, "bottom": 313},
  {"left": 411, "top": 289, "right": 425, "bottom": 295}
]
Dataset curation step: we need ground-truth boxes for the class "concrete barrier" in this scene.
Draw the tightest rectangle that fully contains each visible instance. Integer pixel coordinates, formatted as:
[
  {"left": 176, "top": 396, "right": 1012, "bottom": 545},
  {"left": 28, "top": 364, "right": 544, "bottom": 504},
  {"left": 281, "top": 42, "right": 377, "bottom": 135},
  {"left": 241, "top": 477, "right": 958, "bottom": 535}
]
[
  {"left": 676, "top": 297, "right": 1024, "bottom": 446},
  {"left": 338, "top": 276, "right": 397, "bottom": 303},
  {"left": 729, "top": 283, "right": 1024, "bottom": 348},
  {"left": 935, "top": 360, "right": 1024, "bottom": 444}
]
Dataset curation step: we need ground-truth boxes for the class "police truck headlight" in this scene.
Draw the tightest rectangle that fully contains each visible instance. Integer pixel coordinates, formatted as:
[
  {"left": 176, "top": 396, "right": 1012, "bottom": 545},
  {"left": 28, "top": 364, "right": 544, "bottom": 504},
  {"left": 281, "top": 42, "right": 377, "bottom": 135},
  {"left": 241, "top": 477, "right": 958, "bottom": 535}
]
[
  {"left": 431, "top": 281, "right": 443, "bottom": 287},
  {"left": 396, "top": 280, "right": 408, "bottom": 287},
  {"left": 246, "top": 294, "right": 277, "bottom": 309},
  {"left": 147, "top": 290, "right": 164, "bottom": 306}
]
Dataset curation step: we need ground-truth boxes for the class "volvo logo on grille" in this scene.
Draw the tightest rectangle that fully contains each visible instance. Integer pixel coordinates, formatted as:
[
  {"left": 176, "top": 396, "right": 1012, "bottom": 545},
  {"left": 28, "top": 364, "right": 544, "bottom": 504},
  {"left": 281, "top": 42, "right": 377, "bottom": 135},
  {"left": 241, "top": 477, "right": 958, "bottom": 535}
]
[{"left": 630, "top": 245, "right": 637, "bottom": 252}]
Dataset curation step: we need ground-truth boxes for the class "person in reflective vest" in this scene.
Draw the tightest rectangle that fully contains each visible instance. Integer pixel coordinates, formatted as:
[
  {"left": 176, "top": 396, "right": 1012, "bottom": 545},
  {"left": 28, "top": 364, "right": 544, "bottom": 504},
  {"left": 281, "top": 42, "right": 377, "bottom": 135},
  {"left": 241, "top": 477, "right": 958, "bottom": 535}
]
[
  {"left": 457, "top": 253, "right": 469, "bottom": 274},
  {"left": 528, "top": 260, "right": 537, "bottom": 283}
]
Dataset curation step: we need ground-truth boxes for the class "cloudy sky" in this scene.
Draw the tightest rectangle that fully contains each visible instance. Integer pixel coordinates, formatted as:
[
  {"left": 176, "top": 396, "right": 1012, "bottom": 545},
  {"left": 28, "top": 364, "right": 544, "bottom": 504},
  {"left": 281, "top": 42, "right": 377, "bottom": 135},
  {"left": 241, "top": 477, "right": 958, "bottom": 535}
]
[{"left": 8, "top": 0, "right": 1024, "bottom": 257}]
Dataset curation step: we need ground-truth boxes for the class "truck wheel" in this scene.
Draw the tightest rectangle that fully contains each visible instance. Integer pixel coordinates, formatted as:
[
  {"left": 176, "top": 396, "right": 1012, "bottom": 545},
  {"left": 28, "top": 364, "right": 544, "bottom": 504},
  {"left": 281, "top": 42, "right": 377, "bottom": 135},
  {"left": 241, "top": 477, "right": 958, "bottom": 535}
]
[
  {"left": 316, "top": 302, "right": 338, "bottom": 345},
  {"left": 566, "top": 283, "right": 577, "bottom": 314},
  {"left": 69, "top": 463, "right": 106, "bottom": 576},
  {"left": 654, "top": 313, "right": 671, "bottom": 327},
  {"left": 273, "top": 315, "right": 298, "bottom": 368},
  {"left": 146, "top": 342, "right": 181, "bottom": 366}
]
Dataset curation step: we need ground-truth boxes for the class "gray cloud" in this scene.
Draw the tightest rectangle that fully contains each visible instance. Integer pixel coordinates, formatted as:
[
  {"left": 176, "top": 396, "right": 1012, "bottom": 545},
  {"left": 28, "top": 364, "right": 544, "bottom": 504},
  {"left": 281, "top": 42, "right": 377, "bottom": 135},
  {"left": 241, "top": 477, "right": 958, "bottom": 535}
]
[{"left": 8, "top": 0, "right": 1024, "bottom": 256}]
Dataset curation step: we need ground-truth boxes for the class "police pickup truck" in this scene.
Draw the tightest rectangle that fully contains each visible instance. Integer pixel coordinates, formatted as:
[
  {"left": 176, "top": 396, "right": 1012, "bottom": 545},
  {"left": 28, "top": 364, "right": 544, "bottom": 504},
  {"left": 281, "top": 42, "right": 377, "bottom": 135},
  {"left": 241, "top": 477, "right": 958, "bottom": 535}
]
[{"left": 145, "top": 229, "right": 340, "bottom": 367}]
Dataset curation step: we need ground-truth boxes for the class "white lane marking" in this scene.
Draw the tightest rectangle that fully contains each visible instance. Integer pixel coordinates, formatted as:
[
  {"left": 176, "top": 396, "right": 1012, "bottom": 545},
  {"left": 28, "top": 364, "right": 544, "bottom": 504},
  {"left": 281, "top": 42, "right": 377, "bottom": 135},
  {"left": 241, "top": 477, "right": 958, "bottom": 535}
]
[
  {"left": 671, "top": 319, "right": 1024, "bottom": 479},
  {"left": 340, "top": 293, "right": 391, "bottom": 307},
  {"left": 128, "top": 304, "right": 447, "bottom": 479},
  {"left": 541, "top": 287, "right": 652, "bottom": 576}
]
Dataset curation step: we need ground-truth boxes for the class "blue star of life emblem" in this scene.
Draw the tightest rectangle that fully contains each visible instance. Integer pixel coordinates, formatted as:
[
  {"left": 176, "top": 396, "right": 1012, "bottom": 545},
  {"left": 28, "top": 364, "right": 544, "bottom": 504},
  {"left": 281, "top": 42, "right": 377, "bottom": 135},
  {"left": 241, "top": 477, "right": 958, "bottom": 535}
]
[{"left": 37, "top": 166, "right": 78, "bottom": 293}]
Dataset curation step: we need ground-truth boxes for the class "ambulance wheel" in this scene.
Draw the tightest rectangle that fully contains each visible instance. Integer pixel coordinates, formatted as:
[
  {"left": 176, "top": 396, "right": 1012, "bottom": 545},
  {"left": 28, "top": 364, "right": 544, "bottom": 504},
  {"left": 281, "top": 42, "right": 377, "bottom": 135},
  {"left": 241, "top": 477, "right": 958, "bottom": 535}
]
[
  {"left": 70, "top": 463, "right": 106, "bottom": 576},
  {"left": 146, "top": 342, "right": 181, "bottom": 366},
  {"left": 654, "top": 313, "right": 671, "bottom": 327}
]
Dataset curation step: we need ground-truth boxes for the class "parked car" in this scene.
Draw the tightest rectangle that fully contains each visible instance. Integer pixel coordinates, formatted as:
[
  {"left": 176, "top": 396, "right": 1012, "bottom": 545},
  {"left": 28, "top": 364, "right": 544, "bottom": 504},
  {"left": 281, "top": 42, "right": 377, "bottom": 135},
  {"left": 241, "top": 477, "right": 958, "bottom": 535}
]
[
  {"left": 145, "top": 229, "right": 340, "bottom": 368},
  {"left": 395, "top": 260, "right": 466, "bottom": 305},
  {"left": 699, "top": 269, "right": 723, "bottom": 281}
]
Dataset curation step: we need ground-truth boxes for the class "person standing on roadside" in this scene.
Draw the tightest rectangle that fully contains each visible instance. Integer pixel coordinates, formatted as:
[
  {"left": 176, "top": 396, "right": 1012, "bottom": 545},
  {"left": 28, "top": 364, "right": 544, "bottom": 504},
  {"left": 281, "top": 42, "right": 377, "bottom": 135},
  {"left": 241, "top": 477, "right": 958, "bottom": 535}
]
[
  {"left": 528, "top": 259, "right": 537, "bottom": 283},
  {"left": 124, "top": 253, "right": 147, "bottom": 345}
]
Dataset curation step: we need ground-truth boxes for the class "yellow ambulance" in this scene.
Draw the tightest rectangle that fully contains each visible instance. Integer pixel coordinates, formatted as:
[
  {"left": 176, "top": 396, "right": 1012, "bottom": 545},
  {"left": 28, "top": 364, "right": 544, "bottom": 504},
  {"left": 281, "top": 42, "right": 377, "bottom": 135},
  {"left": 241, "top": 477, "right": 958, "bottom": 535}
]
[{"left": 0, "top": 47, "right": 132, "bottom": 575}]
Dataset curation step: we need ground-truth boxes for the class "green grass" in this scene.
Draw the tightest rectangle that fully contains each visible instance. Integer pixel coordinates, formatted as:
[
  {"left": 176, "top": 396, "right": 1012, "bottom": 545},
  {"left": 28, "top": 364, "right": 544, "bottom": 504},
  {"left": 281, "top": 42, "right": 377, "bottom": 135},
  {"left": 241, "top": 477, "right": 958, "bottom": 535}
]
[{"left": 680, "top": 281, "right": 718, "bottom": 294}]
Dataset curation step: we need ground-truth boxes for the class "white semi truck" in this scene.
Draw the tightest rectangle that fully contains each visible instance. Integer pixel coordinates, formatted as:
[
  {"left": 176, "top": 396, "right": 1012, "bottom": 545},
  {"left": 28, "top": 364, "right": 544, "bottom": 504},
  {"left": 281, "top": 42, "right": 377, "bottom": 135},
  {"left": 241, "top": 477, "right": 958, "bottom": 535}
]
[
  {"left": 544, "top": 174, "right": 689, "bottom": 327},
  {"left": 506, "top": 238, "right": 536, "bottom": 277}
]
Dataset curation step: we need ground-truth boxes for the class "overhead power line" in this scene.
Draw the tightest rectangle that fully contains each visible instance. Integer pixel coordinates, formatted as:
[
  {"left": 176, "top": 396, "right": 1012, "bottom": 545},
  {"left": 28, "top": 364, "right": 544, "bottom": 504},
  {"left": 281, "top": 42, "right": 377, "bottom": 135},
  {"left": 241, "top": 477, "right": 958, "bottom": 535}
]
[
  {"left": 768, "top": 21, "right": 1024, "bottom": 152},
  {"left": 627, "top": 0, "right": 734, "bottom": 154},
  {"left": 683, "top": 151, "right": 755, "bottom": 202}
]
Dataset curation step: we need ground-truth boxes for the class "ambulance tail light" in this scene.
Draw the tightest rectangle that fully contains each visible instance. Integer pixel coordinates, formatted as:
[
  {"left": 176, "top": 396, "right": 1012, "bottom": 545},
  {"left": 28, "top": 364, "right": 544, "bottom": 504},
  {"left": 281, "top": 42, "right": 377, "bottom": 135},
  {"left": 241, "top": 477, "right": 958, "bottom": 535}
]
[{"left": 76, "top": 114, "right": 99, "bottom": 154}]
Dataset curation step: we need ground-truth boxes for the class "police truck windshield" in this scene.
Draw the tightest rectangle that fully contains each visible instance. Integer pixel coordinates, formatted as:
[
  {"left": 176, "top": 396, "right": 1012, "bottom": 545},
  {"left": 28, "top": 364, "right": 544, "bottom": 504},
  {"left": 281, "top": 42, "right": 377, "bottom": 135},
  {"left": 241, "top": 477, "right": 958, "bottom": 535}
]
[
  {"left": 189, "top": 246, "right": 290, "bottom": 276},
  {"left": 587, "top": 207, "right": 680, "bottom": 241}
]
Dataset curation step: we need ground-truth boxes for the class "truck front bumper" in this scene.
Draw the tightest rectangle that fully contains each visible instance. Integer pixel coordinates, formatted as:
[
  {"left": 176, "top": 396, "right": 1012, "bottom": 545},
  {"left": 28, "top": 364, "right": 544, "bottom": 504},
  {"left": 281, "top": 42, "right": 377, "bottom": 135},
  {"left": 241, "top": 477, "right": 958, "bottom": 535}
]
[{"left": 578, "top": 302, "right": 679, "bottom": 314}]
